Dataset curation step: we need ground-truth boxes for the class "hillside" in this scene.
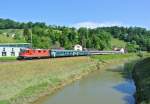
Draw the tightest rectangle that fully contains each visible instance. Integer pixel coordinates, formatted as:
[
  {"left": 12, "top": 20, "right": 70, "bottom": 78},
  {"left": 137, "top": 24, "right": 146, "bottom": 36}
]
[
  {"left": 111, "top": 38, "right": 127, "bottom": 48},
  {"left": 0, "top": 29, "right": 128, "bottom": 50},
  {"left": 0, "top": 18, "right": 149, "bottom": 51},
  {"left": 0, "top": 29, "right": 25, "bottom": 43},
  {"left": 0, "top": 29, "right": 23, "bottom": 35}
]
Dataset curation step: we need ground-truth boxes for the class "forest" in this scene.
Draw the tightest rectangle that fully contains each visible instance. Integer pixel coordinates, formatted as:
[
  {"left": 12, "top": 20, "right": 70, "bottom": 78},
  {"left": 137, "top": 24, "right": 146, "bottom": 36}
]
[{"left": 0, "top": 18, "right": 150, "bottom": 52}]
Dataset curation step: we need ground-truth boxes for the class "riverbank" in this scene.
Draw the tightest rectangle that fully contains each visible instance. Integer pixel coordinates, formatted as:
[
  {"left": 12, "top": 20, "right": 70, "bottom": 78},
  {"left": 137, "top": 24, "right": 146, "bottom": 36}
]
[
  {"left": 0, "top": 57, "right": 97, "bottom": 104},
  {"left": 132, "top": 57, "right": 150, "bottom": 104},
  {"left": 0, "top": 54, "right": 140, "bottom": 104}
]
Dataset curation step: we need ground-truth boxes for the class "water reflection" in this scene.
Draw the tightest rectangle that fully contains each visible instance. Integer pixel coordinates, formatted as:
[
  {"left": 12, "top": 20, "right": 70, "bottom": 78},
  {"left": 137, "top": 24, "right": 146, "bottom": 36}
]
[{"left": 113, "top": 80, "right": 136, "bottom": 104}]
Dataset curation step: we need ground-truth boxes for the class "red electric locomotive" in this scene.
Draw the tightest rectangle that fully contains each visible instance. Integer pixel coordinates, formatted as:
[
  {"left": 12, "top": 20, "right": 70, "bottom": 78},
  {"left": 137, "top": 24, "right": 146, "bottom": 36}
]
[{"left": 18, "top": 48, "right": 50, "bottom": 59}]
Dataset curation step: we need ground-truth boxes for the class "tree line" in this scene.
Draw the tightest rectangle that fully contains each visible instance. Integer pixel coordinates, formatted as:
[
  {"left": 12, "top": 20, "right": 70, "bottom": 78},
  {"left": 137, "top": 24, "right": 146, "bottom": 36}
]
[{"left": 0, "top": 18, "right": 150, "bottom": 52}]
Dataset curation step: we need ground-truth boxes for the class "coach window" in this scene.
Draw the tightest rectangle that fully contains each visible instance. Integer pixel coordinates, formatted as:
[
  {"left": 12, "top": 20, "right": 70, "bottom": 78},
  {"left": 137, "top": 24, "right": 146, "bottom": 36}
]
[
  {"left": 3, "top": 48, "right": 5, "bottom": 51},
  {"left": 12, "top": 48, "right": 14, "bottom": 52},
  {"left": 11, "top": 52, "right": 15, "bottom": 56},
  {"left": 2, "top": 52, "right": 7, "bottom": 56}
]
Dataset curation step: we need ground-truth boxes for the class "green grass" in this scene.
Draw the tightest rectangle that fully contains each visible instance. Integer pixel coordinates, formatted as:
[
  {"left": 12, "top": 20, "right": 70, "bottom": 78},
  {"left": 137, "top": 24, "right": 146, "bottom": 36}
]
[
  {"left": 90, "top": 53, "right": 137, "bottom": 62},
  {"left": 0, "top": 57, "right": 97, "bottom": 104},
  {"left": 0, "top": 29, "right": 25, "bottom": 43},
  {"left": 0, "top": 35, "right": 16, "bottom": 43},
  {"left": 0, "top": 29, "right": 23, "bottom": 36},
  {"left": 0, "top": 100, "right": 10, "bottom": 104},
  {"left": 0, "top": 57, "right": 17, "bottom": 62},
  {"left": 111, "top": 38, "right": 127, "bottom": 48}
]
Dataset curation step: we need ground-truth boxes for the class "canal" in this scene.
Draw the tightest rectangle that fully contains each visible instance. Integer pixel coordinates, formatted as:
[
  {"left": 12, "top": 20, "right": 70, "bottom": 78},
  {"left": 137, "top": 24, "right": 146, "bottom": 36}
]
[{"left": 33, "top": 63, "right": 136, "bottom": 104}]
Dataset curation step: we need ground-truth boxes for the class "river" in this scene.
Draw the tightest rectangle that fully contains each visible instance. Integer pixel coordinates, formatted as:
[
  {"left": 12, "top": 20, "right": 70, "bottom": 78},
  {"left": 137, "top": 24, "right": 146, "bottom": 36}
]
[{"left": 33, "top": 63, "right": 136, "bottom": 104}]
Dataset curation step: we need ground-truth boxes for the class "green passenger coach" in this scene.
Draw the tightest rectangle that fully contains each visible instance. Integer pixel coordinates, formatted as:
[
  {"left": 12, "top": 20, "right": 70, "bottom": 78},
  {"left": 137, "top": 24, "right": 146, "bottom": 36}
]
[{"left": 50, "top": 49, "right": 89, "bottom": 58}]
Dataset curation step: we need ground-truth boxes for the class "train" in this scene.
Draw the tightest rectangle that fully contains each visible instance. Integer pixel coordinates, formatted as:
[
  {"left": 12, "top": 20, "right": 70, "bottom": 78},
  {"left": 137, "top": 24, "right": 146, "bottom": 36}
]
[
  {"left": 18, "top": 48, "right": 90, "bottom": 59},
  {"left": 18, "top": 48, "right": 124, "bottom": 60}
]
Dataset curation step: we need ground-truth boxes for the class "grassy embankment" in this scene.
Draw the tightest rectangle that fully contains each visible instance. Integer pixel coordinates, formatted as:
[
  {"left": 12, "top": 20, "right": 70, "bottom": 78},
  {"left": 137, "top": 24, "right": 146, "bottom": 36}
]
[
  {"left": 0, "top": 57, "right": 97, "bottom": 104},
  {"left": 0, "top": 54, "right": 141, "bottom": 104},
  {"left": 132, "top": 57, "right": 150, "bottom": 104},
  {"left": 0, "top": 57, "right": 17, "bottom": 62}
]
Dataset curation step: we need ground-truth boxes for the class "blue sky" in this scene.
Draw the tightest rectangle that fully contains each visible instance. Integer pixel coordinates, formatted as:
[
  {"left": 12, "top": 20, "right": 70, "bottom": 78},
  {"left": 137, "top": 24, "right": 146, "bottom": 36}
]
[{"left": 0, "top": 0, "right": 150, "bottom": 28}]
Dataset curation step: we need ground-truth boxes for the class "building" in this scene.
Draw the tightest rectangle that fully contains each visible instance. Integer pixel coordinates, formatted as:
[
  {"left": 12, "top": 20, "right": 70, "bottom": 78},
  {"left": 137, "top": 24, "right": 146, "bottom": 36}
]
[
  {"left": 120, "top": 48, "right": 125, "bottom": 54},
  {"left": 0, "top": 43, "right": 31, "bottom": 57},
  {"left": 74, "top": 44, "right": 83, "bottom": 51},
  {"left": 113, "top": 47, "right": 125, "bottom": 54}
]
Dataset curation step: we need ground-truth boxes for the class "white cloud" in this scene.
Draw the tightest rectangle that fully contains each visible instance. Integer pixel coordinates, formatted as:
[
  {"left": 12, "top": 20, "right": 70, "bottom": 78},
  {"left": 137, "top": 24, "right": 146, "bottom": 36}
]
[
  {"left": 70, "top": 21, "right": 150, "bottom": 30},
  {"left": 71, "top": 21, "right": 125, "bottom": 29},
  {"left": 71, "top": 21, "right": 150, "bottom": 29}
]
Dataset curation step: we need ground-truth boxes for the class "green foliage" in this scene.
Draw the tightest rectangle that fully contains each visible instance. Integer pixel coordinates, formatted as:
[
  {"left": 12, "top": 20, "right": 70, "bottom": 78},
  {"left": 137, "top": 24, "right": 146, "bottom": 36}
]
[
  {"left": 137, "top": 52, "right": 144, "bottom": 58},
  {"left": 111, "top": 38, "right": 126, "bottom": 48},
  {"left": 133, "top": 58, "right": 150, "bottom": 104},
  {"left": 23, "top": 28, "right": 32, "bottom": 43},
  {"left": 0, "top": 18, "right": 150, "bottom": 51},
  {"left": 102, "top": 26, "right": 150, "bottom": 51},
  {"left": 32, "top": 35, "right": 52, "bottom": 49},
  {"left": 125, "top": 42, "right": 139, "bottom": 52},
  {"left": 30, "top": 26, "right": 112, "bottom": 49}
]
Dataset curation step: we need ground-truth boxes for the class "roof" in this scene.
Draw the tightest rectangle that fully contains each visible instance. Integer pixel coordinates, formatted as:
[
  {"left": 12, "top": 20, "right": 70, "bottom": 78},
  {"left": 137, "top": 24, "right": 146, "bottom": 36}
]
[
  {"left": 0, "top": 43, "right": 31, "bottom": 48},
  {"left": 74, "top": 44, "right": 82, "bottom": 46},
  {"left": 0, "top": 43, "right": 31, "bottom": 45}
]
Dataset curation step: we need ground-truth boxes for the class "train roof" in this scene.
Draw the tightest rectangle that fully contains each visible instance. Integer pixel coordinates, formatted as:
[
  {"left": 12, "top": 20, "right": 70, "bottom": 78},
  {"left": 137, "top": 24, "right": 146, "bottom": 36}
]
[
  {"left": 51, "top": 49, "right": 88, "bottom": 52},
  {"left": 21, "top": 48, "right": 49, "bottom": 50}
]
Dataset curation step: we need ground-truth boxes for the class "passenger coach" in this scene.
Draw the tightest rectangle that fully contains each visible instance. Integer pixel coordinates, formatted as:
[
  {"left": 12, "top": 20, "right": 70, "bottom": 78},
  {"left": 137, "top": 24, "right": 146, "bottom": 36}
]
[{"left": 50, "top": 49, "right": 89, "bottom": 58}]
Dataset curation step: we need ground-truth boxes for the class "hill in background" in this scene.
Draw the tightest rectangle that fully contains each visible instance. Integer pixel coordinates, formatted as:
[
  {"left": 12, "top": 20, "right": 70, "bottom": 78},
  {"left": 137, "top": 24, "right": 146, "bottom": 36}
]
[
  {"left": 0, "top": 18, "right": 149, "bottom": 52},
  {"left": 0, "top": 29, "right": 127, "bottom": 50}
]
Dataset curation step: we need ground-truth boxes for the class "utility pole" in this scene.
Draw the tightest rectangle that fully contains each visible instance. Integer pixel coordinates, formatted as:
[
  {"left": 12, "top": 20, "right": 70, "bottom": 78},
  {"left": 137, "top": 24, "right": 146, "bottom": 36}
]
[{"left": 30, "top": 29, "right": 32, "bottom": 48}]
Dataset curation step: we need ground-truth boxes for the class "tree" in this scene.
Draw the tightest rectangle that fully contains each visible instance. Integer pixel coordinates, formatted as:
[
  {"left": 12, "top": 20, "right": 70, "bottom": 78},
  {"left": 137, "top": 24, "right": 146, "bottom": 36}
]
[
  {"left": 78, "top": 27, "right": 88, "bottom": 48},
  {"left": 23, "top": 28, "right": 32, "bottom": 43},
  {"left": 125, "top": 42, "right": 139, "bottom": 53}
]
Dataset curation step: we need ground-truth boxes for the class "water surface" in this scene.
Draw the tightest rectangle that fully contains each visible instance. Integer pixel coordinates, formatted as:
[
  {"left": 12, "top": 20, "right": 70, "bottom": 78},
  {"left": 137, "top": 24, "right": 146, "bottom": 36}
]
[{"left": 34, "top": 64, "right": 136, "bottom": 104}]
